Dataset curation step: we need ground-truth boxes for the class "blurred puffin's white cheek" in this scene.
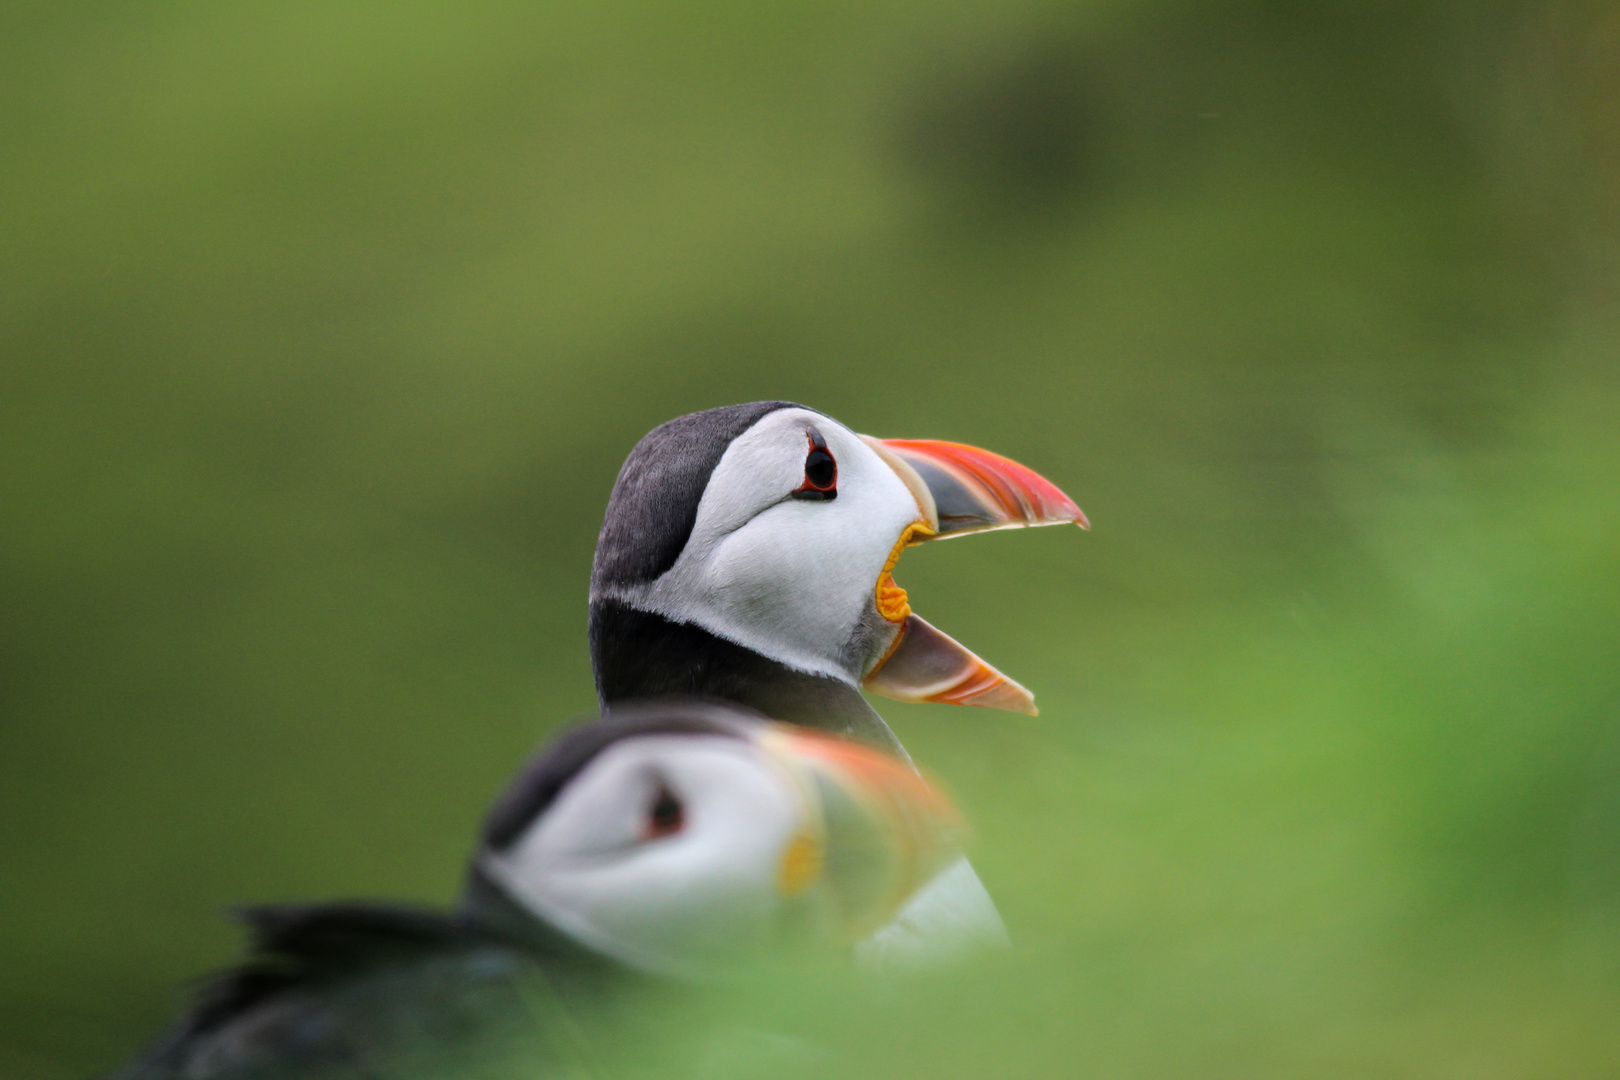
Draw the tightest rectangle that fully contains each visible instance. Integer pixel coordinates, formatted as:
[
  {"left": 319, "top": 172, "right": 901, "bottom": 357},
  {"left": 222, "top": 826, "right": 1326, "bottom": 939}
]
[{"left": 491, "top": 739, "right": 806, "bottom": 977}]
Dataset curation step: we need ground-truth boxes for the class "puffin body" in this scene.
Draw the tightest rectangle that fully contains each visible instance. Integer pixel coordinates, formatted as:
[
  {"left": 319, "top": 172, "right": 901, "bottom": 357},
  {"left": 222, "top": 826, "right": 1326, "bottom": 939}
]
[
  {"left": 589, "top": 403, "right": 1087, "bottom": 957},
  {"left": 112, "top": 902, "right": 622, "bottom": 1080},
  {"left": 109, "top": 703, "right": 959, "bottom": 1079}
]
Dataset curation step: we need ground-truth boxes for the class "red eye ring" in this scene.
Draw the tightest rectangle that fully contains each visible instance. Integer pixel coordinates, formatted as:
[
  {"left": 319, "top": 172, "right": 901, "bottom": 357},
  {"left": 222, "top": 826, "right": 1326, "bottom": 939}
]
[
  {"left": 792, "top": 428, "right": 838, "bottom": 501},
  {"left": 643, "top": 783, "right": 684, "bottom": 841}
]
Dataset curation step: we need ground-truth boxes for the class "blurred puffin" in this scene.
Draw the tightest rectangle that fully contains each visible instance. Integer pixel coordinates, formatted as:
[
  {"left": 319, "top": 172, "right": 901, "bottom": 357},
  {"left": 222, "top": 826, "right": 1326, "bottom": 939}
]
[
  {"left": 590, "top": 402, "right": 1087, "bottom": 957},
  {"left": 110, "top": 702, "right": 959, "bottom": 1080}
]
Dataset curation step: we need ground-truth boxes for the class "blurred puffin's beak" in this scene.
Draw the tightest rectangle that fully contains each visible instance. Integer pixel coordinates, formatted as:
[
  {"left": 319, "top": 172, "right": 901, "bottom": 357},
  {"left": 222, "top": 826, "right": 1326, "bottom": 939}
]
[
  {"left": 858, "top": 436, "right": 1088, "bottom": 717},
  {"left": 759, "top": 727, "right": 963, "bottom": 942}
]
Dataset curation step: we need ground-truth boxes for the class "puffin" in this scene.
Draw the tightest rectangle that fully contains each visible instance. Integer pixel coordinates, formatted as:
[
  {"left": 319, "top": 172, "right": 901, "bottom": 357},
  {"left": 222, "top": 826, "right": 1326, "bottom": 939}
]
[
  {"left": 108, "top": 702, "right": 961, "bottom": 1080},
  {"left": 589, "top": 402, "right": 1086, "bottom": 957}
]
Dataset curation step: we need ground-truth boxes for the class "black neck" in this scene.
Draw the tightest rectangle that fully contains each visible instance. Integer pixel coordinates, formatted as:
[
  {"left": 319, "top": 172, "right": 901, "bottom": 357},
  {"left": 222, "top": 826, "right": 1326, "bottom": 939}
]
[
  {"left": 458, "top": 868, "right": 632, "bottom": 988},
  {"left": 588, "top": 599, "right": 903, "bottom": 755}
]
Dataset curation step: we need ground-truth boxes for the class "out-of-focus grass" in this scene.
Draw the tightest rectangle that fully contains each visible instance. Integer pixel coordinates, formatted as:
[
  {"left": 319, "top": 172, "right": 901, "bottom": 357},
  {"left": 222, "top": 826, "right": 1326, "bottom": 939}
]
[{"left": 2, "top": 1, "right": 1618, "bottom": 1076}]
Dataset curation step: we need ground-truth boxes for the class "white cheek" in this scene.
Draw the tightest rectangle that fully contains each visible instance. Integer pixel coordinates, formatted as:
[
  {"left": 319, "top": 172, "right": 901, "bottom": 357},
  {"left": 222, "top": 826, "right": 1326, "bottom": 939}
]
[
  {"left": 630, "top": 410, "right": 922, "bottom": 681},
  {"left": 508, "top": 746, "right": 803, "bottom": 976},
  {"left": 703, "top": 501, "right": 866, "bottom": 649}
]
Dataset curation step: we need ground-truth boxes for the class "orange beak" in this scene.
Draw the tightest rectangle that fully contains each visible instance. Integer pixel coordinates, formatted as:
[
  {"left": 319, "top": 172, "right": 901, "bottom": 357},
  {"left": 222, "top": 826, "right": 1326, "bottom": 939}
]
[
  {"left": 759, "top": 725, "right": 965, "bottom": 942},
  {"left": 859, "top": 437, "right": 1088, "bottom": 717},
  {"left": 864, "top": 437, "right": 1089, "bottom": 538}
]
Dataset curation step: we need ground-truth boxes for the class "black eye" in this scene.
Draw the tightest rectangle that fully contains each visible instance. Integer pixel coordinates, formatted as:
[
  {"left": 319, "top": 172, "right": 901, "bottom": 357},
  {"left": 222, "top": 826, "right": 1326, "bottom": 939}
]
[
  {"left": 643, "top": 783, "right": 684, "bottom": 840},
  {"left": 792, "top": 428, "right": 838, "bottom": 501},
  {"left": 805, "top": 448, "right": 835, "bottom": 488}
]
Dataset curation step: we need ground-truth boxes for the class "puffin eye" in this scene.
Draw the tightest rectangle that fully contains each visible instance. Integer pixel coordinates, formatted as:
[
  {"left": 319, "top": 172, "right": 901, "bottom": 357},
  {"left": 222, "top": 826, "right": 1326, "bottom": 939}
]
[
  {"left": 792, "top": 428, "right": 838, "bottom": 502},
  {"left": 643, "top": 782, "right": 685, "bottom": 841},
  {"left": 806, "top": 447, "right": 835, "bottom": 488}
]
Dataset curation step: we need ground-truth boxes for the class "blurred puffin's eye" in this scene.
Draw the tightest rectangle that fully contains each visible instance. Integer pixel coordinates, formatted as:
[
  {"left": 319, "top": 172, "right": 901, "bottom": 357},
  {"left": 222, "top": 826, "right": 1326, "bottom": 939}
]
[
  {"left": 643, "top": 783, "right": 684, "bottom": 840},
  {"left": 792, "top": 428, "right": 838, "bottom": 501}
]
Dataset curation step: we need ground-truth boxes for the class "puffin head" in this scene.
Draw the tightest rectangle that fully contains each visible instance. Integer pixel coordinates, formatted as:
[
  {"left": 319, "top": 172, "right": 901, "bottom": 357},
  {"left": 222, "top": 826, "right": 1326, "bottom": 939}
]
[
  {"left": 591, "top": 403, "right": 1086, "bottom": 714},
  {"left": 470, "top": 701, "right": 961, "bottom": 977}
]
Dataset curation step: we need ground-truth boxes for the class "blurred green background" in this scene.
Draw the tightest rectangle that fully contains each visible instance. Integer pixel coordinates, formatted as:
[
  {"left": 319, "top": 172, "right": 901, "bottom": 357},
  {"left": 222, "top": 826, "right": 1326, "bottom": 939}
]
[{"left": 4, "top": 1, "right": 1620, "bottom": 1076}]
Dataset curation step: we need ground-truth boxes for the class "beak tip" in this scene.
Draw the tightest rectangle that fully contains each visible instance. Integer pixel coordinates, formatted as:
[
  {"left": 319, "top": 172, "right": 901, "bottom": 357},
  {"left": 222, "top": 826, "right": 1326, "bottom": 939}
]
[{"left": 1059, "top": 498, "right": 1089, "bottom": 531}]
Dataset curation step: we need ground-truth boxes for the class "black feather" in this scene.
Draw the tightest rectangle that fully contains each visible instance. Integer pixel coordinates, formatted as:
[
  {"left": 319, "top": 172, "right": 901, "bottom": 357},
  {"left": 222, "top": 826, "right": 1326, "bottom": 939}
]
[
  {"left": 181, "top": 905, "right": 473, "bottom": 1039},
  {"left": 108, "top": 905, "right": 521, "bottom": 1078},
  {"left": 589, "top": 601, "right": 903, "bottom": 755},
  {"left": 590, "top": 401, "right": 800, "bottom": 591},
  {"left": 108, "top": 901, "right": 639, "bottom": 1079}
]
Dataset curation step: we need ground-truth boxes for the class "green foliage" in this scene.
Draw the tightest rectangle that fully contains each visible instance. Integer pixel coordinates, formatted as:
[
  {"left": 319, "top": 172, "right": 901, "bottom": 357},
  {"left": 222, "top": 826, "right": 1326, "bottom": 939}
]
[{"left": 3, "top": 1, "right": 1618, "bottom": 1075}]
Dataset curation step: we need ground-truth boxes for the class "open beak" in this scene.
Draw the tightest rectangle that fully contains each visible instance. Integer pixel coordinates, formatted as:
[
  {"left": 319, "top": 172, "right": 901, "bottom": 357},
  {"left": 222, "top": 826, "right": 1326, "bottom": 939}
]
[
  {"left": 859, "top": 437, "right": 1088, "bottom": 717},
  {"left": 759, "top": 725, "right": 964, "bottom": 943}
]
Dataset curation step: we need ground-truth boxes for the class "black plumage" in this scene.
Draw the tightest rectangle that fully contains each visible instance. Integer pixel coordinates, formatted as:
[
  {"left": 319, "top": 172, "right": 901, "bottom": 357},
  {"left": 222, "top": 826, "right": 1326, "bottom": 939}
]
[
  {"left": 110, "top": 898, "right": 640, "bottom": 1080},
  {"left": 590, "top": 600, "right": 901, "bottom": 755},
  {"left": 106, "top": 706, "right": 765, "bottom": 1080},
  {"left": 591, "top": 401, "right": 798, "bottom": 591}
]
